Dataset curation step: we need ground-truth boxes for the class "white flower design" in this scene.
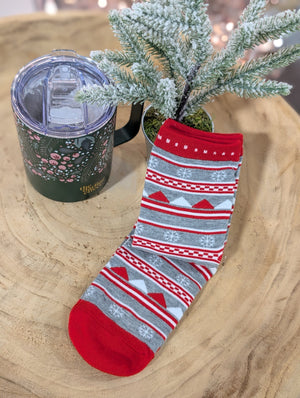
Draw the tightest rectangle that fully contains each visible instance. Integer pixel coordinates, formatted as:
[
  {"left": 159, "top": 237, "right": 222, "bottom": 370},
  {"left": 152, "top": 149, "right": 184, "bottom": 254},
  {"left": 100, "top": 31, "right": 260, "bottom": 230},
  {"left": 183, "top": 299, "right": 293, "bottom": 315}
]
[{"left": 138, "top": 324, "right": 154, "bottom": 340}]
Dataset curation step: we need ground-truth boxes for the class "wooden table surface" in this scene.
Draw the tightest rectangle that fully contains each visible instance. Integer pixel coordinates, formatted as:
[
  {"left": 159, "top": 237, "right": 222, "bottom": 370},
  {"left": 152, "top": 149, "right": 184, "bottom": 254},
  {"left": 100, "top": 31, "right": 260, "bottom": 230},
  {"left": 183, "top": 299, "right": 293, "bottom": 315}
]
[{"left": 0, "top": 11, "right": 299, "bottom": 398}]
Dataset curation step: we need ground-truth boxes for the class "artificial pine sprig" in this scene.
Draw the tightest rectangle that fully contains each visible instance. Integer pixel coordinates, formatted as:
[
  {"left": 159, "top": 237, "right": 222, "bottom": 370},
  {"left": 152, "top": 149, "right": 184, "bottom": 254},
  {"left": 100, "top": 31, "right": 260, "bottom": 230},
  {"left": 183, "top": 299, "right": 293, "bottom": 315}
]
[
  {"left": 239, "top": 0, "right": 267, "bottom": 24},
  {"left": 233, "top": 45, "right": 300, "bottom": 78},
  {"left": 121, "top": 4, "right": 193, "bottom": 79},
  {"left": 193, "top": 9, "right": 300, "bottom": 89},
  {"left": 227, "top": 10, "right": 300, "bottom": 56},
  {"left": 91, "top": 49, "right": 135, "bottom": 68},
  {"left": 77, "top": 0, "right": 300, "bottom": 122}
]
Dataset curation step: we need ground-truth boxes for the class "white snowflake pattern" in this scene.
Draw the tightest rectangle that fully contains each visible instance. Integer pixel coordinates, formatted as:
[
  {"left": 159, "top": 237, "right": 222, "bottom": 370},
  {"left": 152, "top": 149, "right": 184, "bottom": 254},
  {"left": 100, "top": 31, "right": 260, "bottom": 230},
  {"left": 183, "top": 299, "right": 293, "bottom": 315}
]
[
  {"left": 199, "top": 235, "right": 215, "bottom": 248},
  {"left": 211, "top": 170, "right": 227, "bottom": 182},
  {"left": 135, "top": 223, "right": 144, "bottom": 235},
  {"left": 148, "top": 157, "right": 159, "bottom": 169},
  {"left": 109, "top": 303, "right": 125, "bottom": 319},
  {"left": 138, "top": 324, "right": 154, "bottom": 340},
  {"left": 175, "top": 274, "right": 190, "bottom": 288},
  {"left": 82, "top": 286, "right": 96, "bottom": 300},
  {"left": 177, "top": 168, "right": 192, "bottom": 179},
  {"left": 148, "top": 254, "right": 164, "bottom": 268},
  {"left": 164, "top": 230, "right": 180, "bottom": 243}
]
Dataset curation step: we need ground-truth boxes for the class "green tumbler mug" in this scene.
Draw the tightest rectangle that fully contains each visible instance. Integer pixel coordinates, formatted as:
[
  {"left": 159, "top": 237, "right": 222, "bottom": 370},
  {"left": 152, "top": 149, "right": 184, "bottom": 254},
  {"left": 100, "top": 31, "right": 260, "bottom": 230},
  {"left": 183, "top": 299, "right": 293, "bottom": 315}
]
[{"left": 11, "top": 50, "right": 143, "bottom": 202}]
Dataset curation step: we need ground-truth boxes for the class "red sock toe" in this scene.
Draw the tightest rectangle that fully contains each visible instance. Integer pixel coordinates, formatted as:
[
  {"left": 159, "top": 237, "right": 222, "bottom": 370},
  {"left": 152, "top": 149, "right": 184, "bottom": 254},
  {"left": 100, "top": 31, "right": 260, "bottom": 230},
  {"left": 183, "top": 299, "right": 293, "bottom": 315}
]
[{"left": 68, "top": 300, "right": 155, "bottom": 377}]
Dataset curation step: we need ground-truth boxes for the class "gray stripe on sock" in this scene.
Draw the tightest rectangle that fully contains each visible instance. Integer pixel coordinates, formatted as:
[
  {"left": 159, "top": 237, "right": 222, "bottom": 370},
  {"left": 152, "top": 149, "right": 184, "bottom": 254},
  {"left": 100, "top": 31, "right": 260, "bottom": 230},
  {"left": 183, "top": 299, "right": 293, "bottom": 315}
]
[
  {"left": 135, "top": 223, "right": 227, "bottom": 251},
  {"left": 152, "top": 146, "right": 241, "bottom": 169},
  {"left": 148, "top": 157, "right": 239, "bottom": 183}
]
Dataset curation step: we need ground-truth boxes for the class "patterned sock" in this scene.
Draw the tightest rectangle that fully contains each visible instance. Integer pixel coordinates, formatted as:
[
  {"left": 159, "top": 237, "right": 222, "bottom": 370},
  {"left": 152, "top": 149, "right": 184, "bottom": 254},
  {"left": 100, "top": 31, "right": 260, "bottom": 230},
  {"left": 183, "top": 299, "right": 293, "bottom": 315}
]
[
  {"left": 132, "top": 119, "right": 243, "bottom": 263},
  {"left": 68, "top": 119, "right": 243, "bottom": 377}
]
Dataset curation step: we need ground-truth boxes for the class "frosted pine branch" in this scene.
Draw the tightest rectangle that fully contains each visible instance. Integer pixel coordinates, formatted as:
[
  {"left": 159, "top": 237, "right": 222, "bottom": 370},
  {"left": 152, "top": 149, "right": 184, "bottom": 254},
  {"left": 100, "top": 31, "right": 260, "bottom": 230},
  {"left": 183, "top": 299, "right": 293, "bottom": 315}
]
[
  {"left": 92, "top": 58, "right": 135, "bottom": 84},
  {"left": 183, "top": 0, "right": 213, "bottom": 60},
  {"left": 185, "top": 77, "right": 292, "bottom": 116},
  {"left": 185, "top": 0, "right": 269, "bottom": 89},
  {"left": 77, "top": 76, "right": 177, "bottom": 118},
  {"left": 77, "top": 0, "right": 300, "bottom": 122},
  {"left": 223, "top": 78, "right": 292, "bottom": 98},
  {"left": 185, "top": 86, "right": 228, "bottom": 116},
  {"left": 227, "top": 9, "right": 300, "bottom": 58},
  {"left": 195, "top": 8, "right": 300, "bottom": 92},
  {"left": 239, "top": 0, "right": 267, "bottom": 25},
  {"left": 108, "top": 10, "right": 146, "bottom": 59},
  {"left": 152, "top": 78, "right": 178, "bottom": 119},
  {"left": 232, "top": 45, "right": 300, "bottom": 79},
  {"left": 124, "top": 2, "right": 184, "bottom": 36},
  {"left": 121, "top": 6, "right": 192, "bottom": 79},
  {"left": 91, "top": 50, "right": 135, "bottom": 68},
  {"left": 76, "top": 83, "right": 151, "bottom": 106},
  {"left": 185, "top": 46, "right": 298, "bottom": 115}
]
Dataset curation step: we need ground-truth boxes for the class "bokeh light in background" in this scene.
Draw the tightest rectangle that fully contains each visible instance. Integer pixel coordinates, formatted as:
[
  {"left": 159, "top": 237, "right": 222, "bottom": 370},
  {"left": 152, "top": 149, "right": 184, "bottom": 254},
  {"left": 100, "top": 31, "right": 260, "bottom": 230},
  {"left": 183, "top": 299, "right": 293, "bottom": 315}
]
[{"left": 35, "top": 0, "right": 133, "bottom": 12}]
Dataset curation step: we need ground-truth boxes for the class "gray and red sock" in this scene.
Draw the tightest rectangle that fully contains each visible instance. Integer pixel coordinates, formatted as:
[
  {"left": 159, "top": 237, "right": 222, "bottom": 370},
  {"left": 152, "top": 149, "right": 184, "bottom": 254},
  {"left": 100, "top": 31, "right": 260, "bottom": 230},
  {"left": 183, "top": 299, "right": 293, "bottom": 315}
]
[{"left": 68, "top": 119, "right": 243, "bottom": 376}]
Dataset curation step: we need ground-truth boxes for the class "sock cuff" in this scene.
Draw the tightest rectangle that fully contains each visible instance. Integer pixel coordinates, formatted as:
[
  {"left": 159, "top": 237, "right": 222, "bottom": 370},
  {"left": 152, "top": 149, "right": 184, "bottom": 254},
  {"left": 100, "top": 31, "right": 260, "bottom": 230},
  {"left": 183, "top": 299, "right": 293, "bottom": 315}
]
[{"left": 154, "top": 119, "right": 243, "bottom": 161}]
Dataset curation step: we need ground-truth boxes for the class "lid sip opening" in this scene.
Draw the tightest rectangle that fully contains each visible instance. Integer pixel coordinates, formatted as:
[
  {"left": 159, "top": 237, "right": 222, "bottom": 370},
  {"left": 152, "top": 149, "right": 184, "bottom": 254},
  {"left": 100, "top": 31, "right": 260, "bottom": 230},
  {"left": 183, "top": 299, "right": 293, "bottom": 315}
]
[{"left": 11, "top": 49, "right": 116, "bottom": 138}]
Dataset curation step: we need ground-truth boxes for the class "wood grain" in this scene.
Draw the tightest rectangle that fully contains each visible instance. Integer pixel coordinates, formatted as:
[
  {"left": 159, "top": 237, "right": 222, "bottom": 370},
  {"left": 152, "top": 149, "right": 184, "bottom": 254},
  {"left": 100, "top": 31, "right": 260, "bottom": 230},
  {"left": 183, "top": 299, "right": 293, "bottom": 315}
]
[{"left": 0, "top": 11, "right": 300, "bottom": 398}]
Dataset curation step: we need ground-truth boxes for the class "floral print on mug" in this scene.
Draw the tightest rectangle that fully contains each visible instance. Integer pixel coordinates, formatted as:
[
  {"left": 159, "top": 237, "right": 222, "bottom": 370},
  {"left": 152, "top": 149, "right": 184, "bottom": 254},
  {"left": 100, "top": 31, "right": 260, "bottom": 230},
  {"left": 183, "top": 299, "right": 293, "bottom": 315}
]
[{"left": 15, "top": 116, "right": 115, "bottom": 184}]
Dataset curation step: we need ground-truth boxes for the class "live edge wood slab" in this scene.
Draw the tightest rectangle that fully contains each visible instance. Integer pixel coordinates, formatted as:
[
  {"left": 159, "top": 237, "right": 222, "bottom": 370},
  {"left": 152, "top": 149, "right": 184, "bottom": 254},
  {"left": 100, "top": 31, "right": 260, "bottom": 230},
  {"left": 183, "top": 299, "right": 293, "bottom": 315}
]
[{"left": 0, "top": 11, "right": 299, "bottom": 398}]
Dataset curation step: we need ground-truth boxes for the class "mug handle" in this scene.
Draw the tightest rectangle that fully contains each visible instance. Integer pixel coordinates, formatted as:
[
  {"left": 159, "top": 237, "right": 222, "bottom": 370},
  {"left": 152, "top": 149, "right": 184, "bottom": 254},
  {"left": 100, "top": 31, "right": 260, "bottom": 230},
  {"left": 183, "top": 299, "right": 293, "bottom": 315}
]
[{"left": 114, "top": 102, "right": 144, "bottom": 147}]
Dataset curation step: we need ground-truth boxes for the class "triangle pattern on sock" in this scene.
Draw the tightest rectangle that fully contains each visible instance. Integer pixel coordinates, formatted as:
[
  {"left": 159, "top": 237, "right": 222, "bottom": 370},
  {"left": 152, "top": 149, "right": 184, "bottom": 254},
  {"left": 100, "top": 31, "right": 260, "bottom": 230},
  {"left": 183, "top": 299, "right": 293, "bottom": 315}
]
[
  {"left": 171, "top": 197, "right": 191, "bottom": 207},
  {"left": 111, "top": 267, "right": 129, "bottom": 281},
  {"left": 192, "top": 199, "right": 214, "bottom": 209},
  {"left": 168, "top": 307, "right": 183, "bottom": 319},
  {"left": 148, "top": 292, "right": 167, "bottom": 308},
  {"left": 130, "top": 279, "right": 148, "bottom": 294},
  {"left": 215, "top": 199, "right": 232, "bottom": 210},
  {"left": 149, "top": 191, "right": 169, "bottom": 203}
]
